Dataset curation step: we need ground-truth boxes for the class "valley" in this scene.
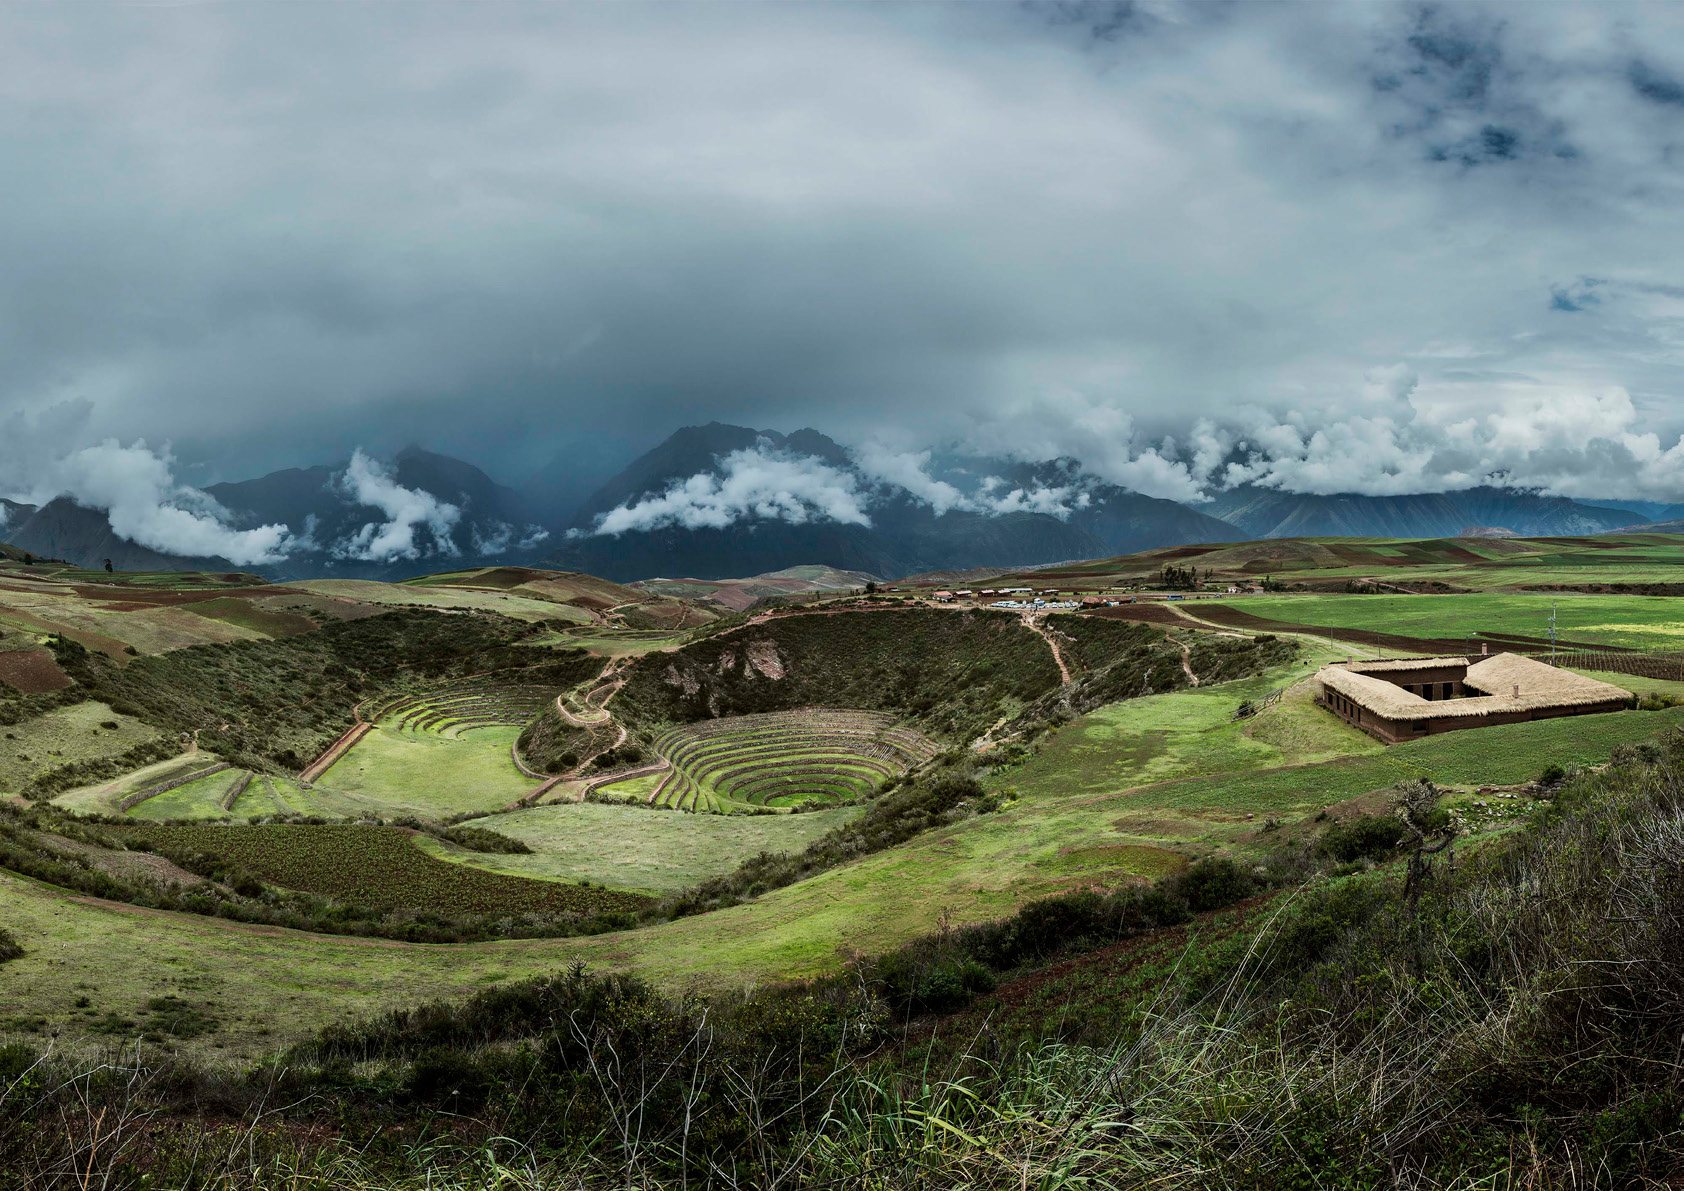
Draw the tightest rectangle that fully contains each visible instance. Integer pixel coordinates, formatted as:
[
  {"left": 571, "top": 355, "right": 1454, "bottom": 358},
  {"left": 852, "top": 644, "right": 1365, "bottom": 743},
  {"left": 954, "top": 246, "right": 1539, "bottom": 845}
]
[{"left": 8, "top": 534, "right": 1684, "bottom": 1185}]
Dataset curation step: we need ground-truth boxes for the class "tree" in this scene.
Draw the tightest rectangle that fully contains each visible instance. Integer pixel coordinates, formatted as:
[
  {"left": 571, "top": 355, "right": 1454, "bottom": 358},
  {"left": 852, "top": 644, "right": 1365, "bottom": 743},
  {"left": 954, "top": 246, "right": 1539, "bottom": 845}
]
[
  {"left": 1394, "top": 778, "right": 1457, "bottom": 904},
  {"left": 102, "top": 558, "right": 113, "bottom": 574}
]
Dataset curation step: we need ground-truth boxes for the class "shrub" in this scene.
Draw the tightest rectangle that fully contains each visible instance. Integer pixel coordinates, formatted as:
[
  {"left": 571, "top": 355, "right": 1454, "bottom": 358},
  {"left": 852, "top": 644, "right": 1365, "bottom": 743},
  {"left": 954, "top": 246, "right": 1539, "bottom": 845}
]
[
  {"left": 1320, "top": 814, "right": 1407, "bottom": 864},
  {"left": 1167, "top": 856, "right": 1256, "bottom": 912},
  {"left": 0, "top": 927, "right": 22, "bottom": 963}
]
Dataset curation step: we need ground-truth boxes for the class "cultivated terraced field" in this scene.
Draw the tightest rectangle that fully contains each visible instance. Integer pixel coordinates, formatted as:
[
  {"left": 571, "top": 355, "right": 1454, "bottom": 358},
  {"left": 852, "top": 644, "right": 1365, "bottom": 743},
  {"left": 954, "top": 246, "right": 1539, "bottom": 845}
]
[
  {"left": 373, "top": 683, "right": 558, "bottom": 738},
  {"left": 641, "top": 709, "right": 939, "bottom": 813}
]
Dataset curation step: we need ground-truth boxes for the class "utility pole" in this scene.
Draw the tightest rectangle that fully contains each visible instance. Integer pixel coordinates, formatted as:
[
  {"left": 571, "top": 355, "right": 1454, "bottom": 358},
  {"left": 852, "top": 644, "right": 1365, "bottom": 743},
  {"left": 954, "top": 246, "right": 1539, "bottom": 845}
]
[{"left": 1550, "top": 601, "right": 1557, "bottom": 664}]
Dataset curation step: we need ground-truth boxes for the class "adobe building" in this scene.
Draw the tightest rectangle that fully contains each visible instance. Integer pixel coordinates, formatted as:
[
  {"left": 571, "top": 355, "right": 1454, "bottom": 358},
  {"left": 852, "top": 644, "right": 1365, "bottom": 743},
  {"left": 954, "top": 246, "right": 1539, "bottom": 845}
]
[{"left": 1317, "top": 653, "right": 1632, "bottom": 744}]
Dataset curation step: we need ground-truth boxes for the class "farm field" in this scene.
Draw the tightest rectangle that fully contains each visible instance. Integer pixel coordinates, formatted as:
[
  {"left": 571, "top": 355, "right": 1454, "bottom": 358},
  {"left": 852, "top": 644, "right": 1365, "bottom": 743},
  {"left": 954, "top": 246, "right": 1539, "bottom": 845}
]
[
  {"left": 1197, "top": 592, "right": 1684, "bottom": 651},
  {"left": 647, "top": 709, "right": 939, "bottom": 813},
  {"left": 420, "top": 801, "right": 863, "bottom": 895},
  {"left": 287, "top": 579, "right": 590, "bottom": 623},
  {"left": 313, "top": 723, "right": 533, "bottom": 817},
  {"left": 1003, "top": 533, "right": 1684, "bottom": 592},
  {"left": 127, "top": 767, "right": 250, "bottom": 820}
]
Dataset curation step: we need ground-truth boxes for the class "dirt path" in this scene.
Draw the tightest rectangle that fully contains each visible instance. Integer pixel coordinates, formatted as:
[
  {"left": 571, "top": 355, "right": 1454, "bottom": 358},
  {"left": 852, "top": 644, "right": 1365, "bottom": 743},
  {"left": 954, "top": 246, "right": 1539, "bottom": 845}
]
[
  {"left": 1022, "top": 612, "right": 1074, "bottom": 684},
  {"left": 1167, "top": 631, "right": 1199, "bottom": 687},
  {"left": 299, "top": 721, "right": 373, "bottom": 783},
  {"left": 554, "top": 694, "right": 611, "bottom": 727}
]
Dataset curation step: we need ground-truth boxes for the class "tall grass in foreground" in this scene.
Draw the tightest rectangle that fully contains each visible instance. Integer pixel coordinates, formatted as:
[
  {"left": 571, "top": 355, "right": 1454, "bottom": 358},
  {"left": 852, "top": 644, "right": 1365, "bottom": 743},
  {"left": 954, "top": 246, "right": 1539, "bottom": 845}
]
[{"left": 12, "top": 734, "right": 1684, "bottom": 1187}]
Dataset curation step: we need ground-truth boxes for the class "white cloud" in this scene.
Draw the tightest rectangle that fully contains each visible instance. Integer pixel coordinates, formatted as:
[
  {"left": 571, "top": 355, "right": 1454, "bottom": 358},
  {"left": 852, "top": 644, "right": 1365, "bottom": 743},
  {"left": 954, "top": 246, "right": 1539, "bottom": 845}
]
[
  {"left": 591, "top": 445, "right": 872, "bottom": 535},
  {"left": 333, "top": 448, "right": 462, "bottom": 560},
  {"left": 0, "top": 406, "right": 297, "bottom": 565},
  {"left": 975, "top": 478, "right": 1093, "bottom": 520},
  {"left": 852, "top": 445, "right": 972, "bottom": 515},
  {"left": 469, "top": 520, "right": 551, "bottom": 554},
  {"left": 1194, "top": 380, "right": 1684, "bottom": 500}
]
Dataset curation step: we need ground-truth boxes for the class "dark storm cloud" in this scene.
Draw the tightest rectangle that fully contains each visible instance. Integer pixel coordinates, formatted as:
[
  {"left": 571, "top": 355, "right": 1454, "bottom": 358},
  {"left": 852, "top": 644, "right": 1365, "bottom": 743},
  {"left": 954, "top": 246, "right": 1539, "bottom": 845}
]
[{"left": 6, "top": 0, "right": 1684, "bottom": 546}]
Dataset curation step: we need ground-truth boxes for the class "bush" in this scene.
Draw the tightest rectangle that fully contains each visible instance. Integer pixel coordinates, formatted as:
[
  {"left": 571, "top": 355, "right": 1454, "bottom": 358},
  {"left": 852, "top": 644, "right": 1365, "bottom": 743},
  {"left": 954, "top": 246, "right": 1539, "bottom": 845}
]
[
  {"left": 1168, "top": 856, "right": 1256, "bottom": 912},
  {"left": 0, "top": 927, "right": 22, "bottom": 963},
  {"left": 1320, "top": 814, "right": 1407, "bottom": 864}
]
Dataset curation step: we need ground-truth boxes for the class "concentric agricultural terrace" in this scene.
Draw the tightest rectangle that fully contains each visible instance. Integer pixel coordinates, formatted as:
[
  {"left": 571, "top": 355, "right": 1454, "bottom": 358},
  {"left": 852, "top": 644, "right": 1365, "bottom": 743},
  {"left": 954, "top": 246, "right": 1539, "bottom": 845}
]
[
  {"left": 371, "top": 683, "right": 558, "bottom": 738},
  {"left": 634, "top": 709, "right": 940, "bottom": 813}
]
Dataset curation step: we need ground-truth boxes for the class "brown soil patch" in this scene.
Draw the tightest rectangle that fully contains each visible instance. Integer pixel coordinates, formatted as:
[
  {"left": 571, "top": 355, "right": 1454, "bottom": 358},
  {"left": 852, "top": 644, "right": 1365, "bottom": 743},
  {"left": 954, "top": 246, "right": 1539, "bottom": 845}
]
[
  {"left": 0, "top": 606, "right": 132, "bottom": 663},
  {"left": 0, "top": 648, "right": 71, "bottom": 693},
  {"left": 1083, "top": 604, "right": 1194, "bottom": 627}
]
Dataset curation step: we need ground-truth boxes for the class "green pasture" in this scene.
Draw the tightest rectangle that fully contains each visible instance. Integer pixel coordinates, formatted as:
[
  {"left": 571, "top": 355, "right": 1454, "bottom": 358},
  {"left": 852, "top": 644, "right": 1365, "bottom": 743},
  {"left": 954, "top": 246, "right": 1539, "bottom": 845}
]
[
  {"left": 592, "top": 772, "right": 665, "bottom": 801},
  {"left": 311, "top": 723, "right": 534, "bottom": 817},
  {"left": 128, "top": 768, "right": 249, "bottom": 821},
  {"left": 421, "top": 802, "right": 863, "bottom": 895},
  {"left": 1141, "top": 706, "right": 1684, "bottom": 813},
  {"left": 1, "top": 701, "right": 163, "bottom": 794},
  {"left": 1000, "top": 669, "right": 1376, "bottom": 805},
  {"left": 1207, "top": 592, "right": 1684, "bottom": 650}
]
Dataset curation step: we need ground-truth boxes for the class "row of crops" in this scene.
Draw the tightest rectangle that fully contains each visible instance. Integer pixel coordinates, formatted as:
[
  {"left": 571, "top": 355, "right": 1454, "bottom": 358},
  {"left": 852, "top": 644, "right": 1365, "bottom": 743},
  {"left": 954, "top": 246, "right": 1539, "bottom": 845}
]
[
  {"left": 372, "top": 684, "right": 558, "bottom": 738},
  {"left": 641, "top": 709, "right": 939, "bottom": 814},
  {"left": 118, "top": 823, "right": 651, "bottom": 915}
]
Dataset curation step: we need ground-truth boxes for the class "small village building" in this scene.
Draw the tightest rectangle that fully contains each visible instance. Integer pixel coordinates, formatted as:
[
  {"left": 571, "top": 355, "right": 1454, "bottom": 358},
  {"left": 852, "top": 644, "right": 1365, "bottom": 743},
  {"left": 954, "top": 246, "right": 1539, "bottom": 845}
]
[
  {"left": 932, "top": 590, "right": 954, "bottom": 602},
  {"left": 1318, "top": 654, "right": 1631, "bottom": 744}
]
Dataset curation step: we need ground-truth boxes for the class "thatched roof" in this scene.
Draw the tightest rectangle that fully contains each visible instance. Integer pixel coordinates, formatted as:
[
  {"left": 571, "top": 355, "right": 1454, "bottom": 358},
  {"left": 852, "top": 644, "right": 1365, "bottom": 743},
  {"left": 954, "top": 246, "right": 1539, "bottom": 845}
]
[
  {"left": 1318, "top": 653, "right": 1630, "bottom": 721},
  {"left": 1347, "top": 656, "right": 1468, "bottom": 673}
]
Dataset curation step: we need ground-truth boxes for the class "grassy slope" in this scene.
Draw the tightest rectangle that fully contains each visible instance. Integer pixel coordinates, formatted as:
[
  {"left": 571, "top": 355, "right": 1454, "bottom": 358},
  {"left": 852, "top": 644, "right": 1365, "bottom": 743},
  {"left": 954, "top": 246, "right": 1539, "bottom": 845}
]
[
  {"left": 418, "top": 802, "right": 863, "bottom": 896},
  {"left": 0, "top": 702, "right": 163, "bottom": 794},
  {"left": 1209, "top": 591, "right": 1684, "bottom": 649}
]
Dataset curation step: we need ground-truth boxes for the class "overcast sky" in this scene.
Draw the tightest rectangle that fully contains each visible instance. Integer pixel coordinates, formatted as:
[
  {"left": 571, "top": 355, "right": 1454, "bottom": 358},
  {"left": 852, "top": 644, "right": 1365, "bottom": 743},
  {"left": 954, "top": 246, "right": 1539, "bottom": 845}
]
[{"left": 6, "top": 1, "right": 1684, "bottom": 504}]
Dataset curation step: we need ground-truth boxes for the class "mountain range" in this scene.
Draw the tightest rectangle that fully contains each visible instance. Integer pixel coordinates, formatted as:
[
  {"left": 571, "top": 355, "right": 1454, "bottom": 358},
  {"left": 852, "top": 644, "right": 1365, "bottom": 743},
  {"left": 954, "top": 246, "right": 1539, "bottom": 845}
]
[{"left": 0, "top": 423, "right": 1674, "bottom": 580}]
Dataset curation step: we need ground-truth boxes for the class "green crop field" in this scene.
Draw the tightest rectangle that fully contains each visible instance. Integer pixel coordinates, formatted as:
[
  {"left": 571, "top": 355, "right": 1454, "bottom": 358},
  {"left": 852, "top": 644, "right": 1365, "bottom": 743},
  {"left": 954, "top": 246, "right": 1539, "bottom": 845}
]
[
  {"left": 117, "top": 823, "right": 650, "bottom": 916},
  {"left": 647, "top": 709, "right": 940, "bottom": 812},
  {"left": 1204, "top": 592, "right": 1684, "bottom": 650},
  {"left": 419, "top": 801, "right": 864, "bottom": 895}
]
